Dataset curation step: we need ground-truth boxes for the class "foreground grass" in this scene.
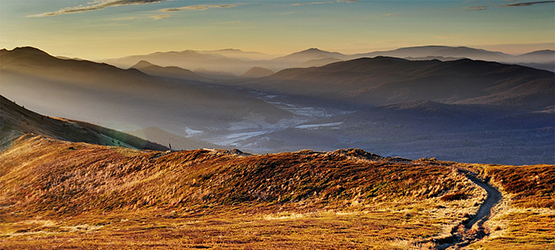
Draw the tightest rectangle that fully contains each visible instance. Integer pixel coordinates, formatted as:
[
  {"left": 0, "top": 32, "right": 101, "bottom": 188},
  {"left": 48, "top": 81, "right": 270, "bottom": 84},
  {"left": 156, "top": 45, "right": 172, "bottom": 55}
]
[
  {"left": 1, "top": 200, "right": 478, "bottom": 249},
  {"left": 1, "top": 134, "right": 553, "bottom": 249},
  {"left": 463, "top": 164, "right": 555, "bottom": 249}
]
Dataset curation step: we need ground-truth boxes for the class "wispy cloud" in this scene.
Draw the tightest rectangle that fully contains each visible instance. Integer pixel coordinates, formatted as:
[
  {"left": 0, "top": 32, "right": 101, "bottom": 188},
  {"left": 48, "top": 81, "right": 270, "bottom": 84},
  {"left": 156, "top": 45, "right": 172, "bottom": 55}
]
[
  {"left": 464, "top": 5, "right": 489, "bottom": 11},
  {"left": 292, "top": 1, "right": 334, "bottom": 6},
  {"left": 501, "top": 1, "right": 555, "bottom": 7},
  {"left": 149, "top": 14, "right": 171, "bottom": 20},
  {"left": 160, "top": 4, "right": 236, "bottom": 12},
  {"left": 463, "top": 1, "right": 553, "bottom": 11},
  {"left": 28, "top": 0, "right": 169, "bottom": 17},
  {"left": 292, "top": 0, "right": 358, "bottom": 6}
]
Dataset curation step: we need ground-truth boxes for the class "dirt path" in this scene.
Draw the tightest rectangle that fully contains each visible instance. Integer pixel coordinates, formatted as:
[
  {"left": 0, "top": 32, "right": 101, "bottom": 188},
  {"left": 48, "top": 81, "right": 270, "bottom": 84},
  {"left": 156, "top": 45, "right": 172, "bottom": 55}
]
[{"left": 435, "top": 168, "right": 502, "bottom": 250}]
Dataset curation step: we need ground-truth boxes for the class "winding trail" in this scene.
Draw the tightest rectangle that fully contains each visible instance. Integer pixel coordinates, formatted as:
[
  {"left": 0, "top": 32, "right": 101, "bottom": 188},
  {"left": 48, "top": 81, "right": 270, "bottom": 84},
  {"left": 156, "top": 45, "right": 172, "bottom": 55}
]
[{"left": 435, "top": 168, "right": 503, "bottom": 250}]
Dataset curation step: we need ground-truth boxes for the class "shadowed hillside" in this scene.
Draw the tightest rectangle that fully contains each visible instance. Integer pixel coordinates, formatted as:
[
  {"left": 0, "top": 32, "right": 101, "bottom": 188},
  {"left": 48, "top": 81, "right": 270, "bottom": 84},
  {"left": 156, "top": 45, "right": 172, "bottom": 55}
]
[
  {"left": 0, "top": 95, "right": 167, "bottom": 151},
  {"left": 256, "top": 57, "right": 554, "bottom": 110}
]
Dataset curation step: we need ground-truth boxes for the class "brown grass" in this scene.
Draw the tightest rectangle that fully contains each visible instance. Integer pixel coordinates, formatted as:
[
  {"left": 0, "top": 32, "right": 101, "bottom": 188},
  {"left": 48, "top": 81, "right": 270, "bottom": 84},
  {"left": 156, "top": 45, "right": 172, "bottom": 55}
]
[
  {"left": 1, "top": 134, "right": 550, "bottom": 249},
  {"left": 461, "top": 163, "right": 555, "bottom": 249}
]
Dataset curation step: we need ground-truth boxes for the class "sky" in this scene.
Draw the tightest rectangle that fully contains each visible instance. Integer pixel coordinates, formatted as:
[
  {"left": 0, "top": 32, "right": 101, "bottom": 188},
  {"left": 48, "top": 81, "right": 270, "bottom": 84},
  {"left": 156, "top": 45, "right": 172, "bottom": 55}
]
[{"left": 0, "top": 0, "right": 554, "bottom": 60}]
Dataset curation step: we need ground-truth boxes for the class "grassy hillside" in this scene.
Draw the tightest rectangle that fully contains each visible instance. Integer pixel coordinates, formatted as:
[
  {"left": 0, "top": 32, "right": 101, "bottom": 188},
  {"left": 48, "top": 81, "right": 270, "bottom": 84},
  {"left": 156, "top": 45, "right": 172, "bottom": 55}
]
[
  {"left": 0, "top": 134, "right": 490, "bottom": 249},
  {"left": 460, "top": 163, "right": 555, "bottom": 249},
  {"left": 0, "top": 95, "right": 167, "bottom": 151},
  {"left": 0, "top": 134, "right": 553, "bottom": 248}
]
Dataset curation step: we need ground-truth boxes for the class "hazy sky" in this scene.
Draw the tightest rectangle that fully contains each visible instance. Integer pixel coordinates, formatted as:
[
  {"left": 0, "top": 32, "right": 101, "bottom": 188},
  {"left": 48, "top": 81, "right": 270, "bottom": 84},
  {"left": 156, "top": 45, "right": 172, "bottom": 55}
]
[{"left": 1, "top": 0, "right": 553, "bottom": 59}]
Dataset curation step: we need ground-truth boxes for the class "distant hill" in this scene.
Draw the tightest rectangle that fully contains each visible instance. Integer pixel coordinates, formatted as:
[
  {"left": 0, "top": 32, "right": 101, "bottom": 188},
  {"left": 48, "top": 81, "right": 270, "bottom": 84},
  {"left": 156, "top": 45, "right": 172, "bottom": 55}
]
[
  {"left": 271, "top": 48, "right": 349, "bottom": 65},
  {"left": 355, "top": 46, "right": 510, "bottom": 61},
  {"left": 202, "top": 48, "right": 275, "bottom": 60},
  {"left": 241, "top": 67, "right": 275, "bottom": 78},
  {"left": 0, "top": 94, "right": 168, "bottom": 151},
  {"left": 105, "top": 49, "right": 256, "bottom": 75},
  {"left": 131, "top": 60, "right": 202, "bottom": 80},
  {"left": 103, "top": 46, "right": 555, "bottom": 76},
  {"left": 258, "top": 57, "right": 554, "bottom": 110},
  {"left": 353, "top": 45, "right": 555, "bottom": 71}
]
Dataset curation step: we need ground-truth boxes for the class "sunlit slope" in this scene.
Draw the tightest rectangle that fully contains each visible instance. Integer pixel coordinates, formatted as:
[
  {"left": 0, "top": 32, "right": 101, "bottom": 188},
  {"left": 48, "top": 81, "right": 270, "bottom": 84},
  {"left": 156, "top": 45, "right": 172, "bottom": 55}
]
[
  {"left": 0, "top": 134, "right": 487, "bottom": 231},
  {"left": 462, "top": 163, "right": 555, "bottom": 249},
  {"left": 1, "top": 133, "right": 553, "bottom": 249}
]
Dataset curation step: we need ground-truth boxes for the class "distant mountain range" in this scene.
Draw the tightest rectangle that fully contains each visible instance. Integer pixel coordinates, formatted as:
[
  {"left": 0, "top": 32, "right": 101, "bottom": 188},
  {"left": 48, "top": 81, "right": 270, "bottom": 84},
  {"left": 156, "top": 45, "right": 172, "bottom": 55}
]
[
  {"left": 104, "top": 45, "right": 555, "bottom": 76},
  {"left": 256, "top": 56, "right": 554, "bottom": 110},
  {"left": 1, "top": 46, "right": 553, "bottom": 165},
  {"left": 131, "top": 60, "right": 202, "bottom": 80}
]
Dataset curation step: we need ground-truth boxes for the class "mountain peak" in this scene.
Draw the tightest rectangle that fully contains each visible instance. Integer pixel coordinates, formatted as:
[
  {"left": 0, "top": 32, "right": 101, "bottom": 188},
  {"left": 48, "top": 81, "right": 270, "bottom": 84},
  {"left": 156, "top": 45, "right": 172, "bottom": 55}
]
[
  {"left": 241, "top": 66, "right": 274, "bottom": 78},
  {"left": 298, "top": 48, "right": 331, "bottom": 54},
  {"left": 131, "top": 60, "right": 156, "bottom": 69},
  {"left": 6, "top": 46, "right": 51, "bottom": 57}
]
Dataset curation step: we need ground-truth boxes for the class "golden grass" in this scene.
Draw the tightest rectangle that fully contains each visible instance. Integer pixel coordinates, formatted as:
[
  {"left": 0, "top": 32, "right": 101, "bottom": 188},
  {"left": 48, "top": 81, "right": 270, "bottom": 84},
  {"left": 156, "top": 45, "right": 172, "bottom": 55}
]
[
  {"left": 460, "top": 163, "right": 555, "bottom": 249},
  {"left": 0, "top": 134, "right": 552, "bottom": 249},
  {"left": 0, "top": 201, "right": 483, "bottom": 249}
]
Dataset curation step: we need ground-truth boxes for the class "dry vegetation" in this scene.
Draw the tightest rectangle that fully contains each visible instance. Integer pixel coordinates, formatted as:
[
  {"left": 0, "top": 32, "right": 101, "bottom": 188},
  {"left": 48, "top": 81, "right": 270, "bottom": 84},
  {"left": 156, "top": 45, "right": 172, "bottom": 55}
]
[
  {"left": 0, "top": 133, "right": 552, "bottom": 249},
  {"left": 0, "top": 134, "right": 492, "bottom": 249},
  {"left": 461, "top": 164, "right": 555, "bottom": 249}
]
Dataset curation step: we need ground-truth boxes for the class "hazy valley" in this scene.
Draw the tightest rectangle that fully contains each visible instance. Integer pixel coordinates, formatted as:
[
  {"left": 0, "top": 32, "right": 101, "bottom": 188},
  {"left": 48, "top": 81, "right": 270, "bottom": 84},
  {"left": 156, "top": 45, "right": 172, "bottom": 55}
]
[{"left": 1, "top": 46, "right": 553, "bottom": 165}]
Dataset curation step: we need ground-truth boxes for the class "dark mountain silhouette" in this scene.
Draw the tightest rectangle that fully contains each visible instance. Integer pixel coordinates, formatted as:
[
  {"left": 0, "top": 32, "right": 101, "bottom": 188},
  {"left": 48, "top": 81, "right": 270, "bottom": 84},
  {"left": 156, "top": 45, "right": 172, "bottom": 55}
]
[
  {"left": 354, "top": 45, "right": 554, "bottom": 71},
  {"left": 241, "top": 66, "right": 275, "bottom": 78},
  {"left": 271, "top": 48, "right": 348, "bottom": 65},
  {"left": 131, "top": 60, "right": 202, "bottom": 80},
  {"left": 0, "top": 46, "right": 155, "bottom": 96},
  {"left": 256, "top": 57, "right": 554, "bottom": 110},
  {"left": 104, "top": 46, "right": 555, "bottom": 76},
  {"left": 354, "top": 46, "right": 509, "bottom": 61}
]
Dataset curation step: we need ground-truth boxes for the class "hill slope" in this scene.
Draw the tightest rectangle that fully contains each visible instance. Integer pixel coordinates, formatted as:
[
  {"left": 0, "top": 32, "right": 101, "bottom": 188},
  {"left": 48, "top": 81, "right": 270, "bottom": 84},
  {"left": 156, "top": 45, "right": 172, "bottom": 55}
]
[
  {"left": 255, "top": 57, "right": 554, "bottom": 110},
  {"left": 0, "top": 95, "right": 167, "bottom": 151},
  {"left": 0, "top": 132, "right": 553, "bottom": 248},
  {"left": 131, "top": 60, "right": 202, "bottom": 80},
  {"left": 241, "top": 66, "right": 275, "bottom": 78}
]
